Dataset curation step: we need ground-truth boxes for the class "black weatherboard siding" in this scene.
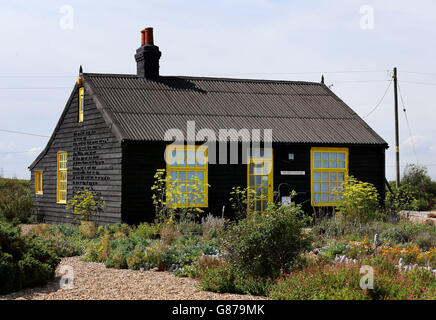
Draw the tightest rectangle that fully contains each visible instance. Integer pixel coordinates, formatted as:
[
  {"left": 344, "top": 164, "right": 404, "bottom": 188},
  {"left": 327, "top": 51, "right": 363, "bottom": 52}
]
[
  {"left": 30, "top": 71, "right": 388, "bottom": 224},
  {"left": 29, "top": 85, "right": 122, "bottom": 225}
]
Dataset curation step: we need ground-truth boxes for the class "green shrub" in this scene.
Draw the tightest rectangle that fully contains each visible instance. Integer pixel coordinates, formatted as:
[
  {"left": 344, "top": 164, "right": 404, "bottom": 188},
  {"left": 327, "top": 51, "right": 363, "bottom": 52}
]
[
  {"left": 0, "top": 221, "right": 60, "bottom": 294},
  {"left": 201, "top": 214, "right": 226, "bottom": 239},
  {"left": 30, "top": 224, "right": 88, "bottom": 257},
  {"left": 133, "top": 222, "right": 157, "bottom": 239},
  {"left": 234, "top": 274, "right": 274, "bottom": 296},
  {"left": 0, "top": 178, "right": 33, "bottom": 223},
  {"left": 79, "top": 221, "right": 97, "bottom": 239},
  {"left": 385, "top": 183, "right": 419, "bottom": 213},
  {"left": 335, "top": 176, "right": 381, "bottom": 223},
  {"left": 401, "top": 164, "right": 436, "bottom": 211},
  {"left": 126, "top": 246, "right": 147, "bottom": 270},
  {"left": 380, "top": 226, "right": 411, "bottom": 245},
  {"left": 143, "top": 243, "right": 168, "bottom": 270},
  {"left": 66, "top": 189, "right": 106, "bottom": 222},
  {"left": 269, "top": 257, "right": 436, "bottom": 300},
  {"left": 323, "top": 241, "right": 348, "bottom": 258},
  {"left": 104, "top": 237, "right": 149, "bottom": 269},
  {"left": 200, "top": 264, "right": 237, "bottom": 293},
  {"left": 175, "top": 255, "right": 222, "bottom": 278},
  {"left": 221, "top": 202, "right": 311, "bottom": 279},
  {"left": 414, "top": 231, "right": 436, "bottom": 251}
]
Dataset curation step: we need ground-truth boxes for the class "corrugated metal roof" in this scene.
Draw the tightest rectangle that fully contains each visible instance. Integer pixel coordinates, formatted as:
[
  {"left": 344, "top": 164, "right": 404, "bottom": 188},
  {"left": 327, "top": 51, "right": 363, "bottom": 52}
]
[{"left": 83, "top": 73, "right": 387, "bottom": 145}]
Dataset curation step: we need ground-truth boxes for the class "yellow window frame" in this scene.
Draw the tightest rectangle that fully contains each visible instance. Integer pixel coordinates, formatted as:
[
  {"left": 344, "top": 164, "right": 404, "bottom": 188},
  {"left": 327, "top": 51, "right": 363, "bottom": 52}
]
[
  {"left": 310, "top": 147, "right": 348, "bottom": 206},
  {"left": 35, "top": 170, "right": 43, "bottom": 195},
  {"left": 247, "top": 147, "right": 273, "bottom": 212},
  {"left": 57, "top": 151, "right": 67, "bottom": 204},
  {"left": 166, "top": 145, "right": 208, "bottom": 208},
  {"left": 78, "top": 87, "right": 84, "bottom": 123}
]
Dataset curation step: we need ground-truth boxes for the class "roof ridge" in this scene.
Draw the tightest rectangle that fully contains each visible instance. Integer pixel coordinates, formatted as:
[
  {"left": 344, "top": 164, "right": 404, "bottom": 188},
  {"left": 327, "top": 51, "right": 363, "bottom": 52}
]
[{"left": 83, "top": 72, "right": 324, "bottom": 85}]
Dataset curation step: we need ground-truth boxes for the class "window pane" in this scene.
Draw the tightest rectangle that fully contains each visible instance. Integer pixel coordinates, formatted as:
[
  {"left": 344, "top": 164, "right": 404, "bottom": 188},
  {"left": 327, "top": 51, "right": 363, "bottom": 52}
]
[
  {"left": 169, "top": 158, "right": 177, "bottom": 167},
  {"left": 313, "top": 183, "right": 321, "bottom": 192},
  {"left": 179, "top": 182, "right": 186, "bottom": 192},
  {"left": 187, "top": 150, "right": 195, "bottom": 159},
  {"left": 338, "top": 153, "right": 345, "bottom": 160},
  {"left": 330, "top": 172, "right": 337, "bottom": 181},
  {"left": 179, "top": 171, "right": 186, "bottom": 181},
  {"left": 314, "top": 193, "right": 321, "bottom": 203},
  {"left": 322, "top": 161, "right": 329, "bottom": 168},
  {"left": 263, "top": 162, "right": 269, "bottom": 175},
  {"left": 256, "top": 175, "right": 262, "bottom": 186},
  {"left": 256, "top": 188, "right": 262, "bottom": 197},
  {"left": 330, "top": 183, "right": 337, "bottom": 191},
  {"left": 338, "top": 161, "right": 345, "bottom": 168},
  {"left": 197, "top": 194, "right": 204, "bottom": 204},
  {"left": 262, "top": 188, "right": 268, "bottom": 198},
  {"left": 322, "top": 193, "right": 329, "bottom": 203},
  {"left": 249, "top": 175, "right": 255, "bottom": 186},
  {"left": 197, "top": 171, "right": 204, "bottom": 181},
  {"left": 254, "top": 163, "right": 262, "bottom": 175},
  {"left": 169, "top": 171, "right": 177, "bottom": 181},
  {"left": 330, "top": 153, "right": 337, "bottom": 160},
  {"left": 314, "top": 161, "right": 321, "bottom": 168},
  {"left": 187, "top": 171, "right": 195, "bottom": 181},
  {"left": 331, "top": 194, "right": 337, "bottom": 202},
  {"left": 322, "top": 153, "right": 329, "bottom": 160},
  {"left": 322, "top": 172, "right": 329, "bottom": 181},
  {"left": 262, "top": 200, "right": 267, "bottom": 211},
  {"left": 330, "top": 161, "right": 337, "bottom": 168},
  {"left": 314, "top": 172, "right": 321, "bottom": 181},
  {"left": 262, "top": 175, "right": 268, "bottom": 187},
  {"left": 187, "top": 158, "right": 195, "bottom": 167},
  {"left": 322, "top": 183, "right": 329, "bottom": 192},
  {"left": 338, "top": 172, "right": 345, "bottom": 181},
  {"left": 263, "top": 149, "right": 272, "bottom": 158},
  {"left": 171, "top": 150, "right": 177, "bottom": 158},
  {"left": 249, "top": 163, "right": 254, "bottom": 174},
  {"left": 314, "top": 152, "right": 321, "bottom": 160}
]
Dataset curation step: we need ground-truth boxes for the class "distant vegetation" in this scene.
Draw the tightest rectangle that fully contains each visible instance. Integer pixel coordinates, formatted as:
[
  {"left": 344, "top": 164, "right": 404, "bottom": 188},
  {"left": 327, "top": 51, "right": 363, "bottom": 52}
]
[
  {"left": 0, "top": 177, "right": 33, "bottom": 224},
  {"left": 386, "top": 164, "right": 436, "bottom": 212}
]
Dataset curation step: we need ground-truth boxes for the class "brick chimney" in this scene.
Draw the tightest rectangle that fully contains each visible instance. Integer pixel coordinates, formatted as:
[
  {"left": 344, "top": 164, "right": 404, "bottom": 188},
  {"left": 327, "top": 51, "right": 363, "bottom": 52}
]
[{"left": 135, "top": 27, "right": 161, "bottom": 79}]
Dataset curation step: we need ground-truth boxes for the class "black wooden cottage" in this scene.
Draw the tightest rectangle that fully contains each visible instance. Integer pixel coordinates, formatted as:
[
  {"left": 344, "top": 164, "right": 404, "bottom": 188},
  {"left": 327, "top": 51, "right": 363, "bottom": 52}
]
[{"left": 29, "top": 28, "right": 388, "bottom": 225}]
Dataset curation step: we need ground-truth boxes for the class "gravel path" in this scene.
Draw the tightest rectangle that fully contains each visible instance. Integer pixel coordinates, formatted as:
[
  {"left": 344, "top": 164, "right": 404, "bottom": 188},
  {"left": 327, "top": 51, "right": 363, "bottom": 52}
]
[{"left": 0, "top": 257, "right": 267, "bottom": 300}]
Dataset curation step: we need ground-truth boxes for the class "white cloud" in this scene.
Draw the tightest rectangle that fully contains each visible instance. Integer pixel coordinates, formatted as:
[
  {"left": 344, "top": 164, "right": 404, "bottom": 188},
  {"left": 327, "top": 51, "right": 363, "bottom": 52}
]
[
  {"left": 27, "top": 147, "right": 42, "bottom": 155},
  {"left": 401, "top": 135, "right": 428, "bottom": 149}
]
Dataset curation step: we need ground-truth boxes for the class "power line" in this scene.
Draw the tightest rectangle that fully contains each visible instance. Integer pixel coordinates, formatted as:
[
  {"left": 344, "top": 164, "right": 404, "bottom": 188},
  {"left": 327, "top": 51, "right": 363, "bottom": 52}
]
[
  {"left": 0, "top": 151, "right": 39, "bottom": 154},
  {"left": 400, "top": 80, "right": 436, "bottom": 86},
  {"left": 361, "top": 79, "right": 393, "bottom": 119},
  {"left": 0, "top": 129, "right": 49, "bottom": 138},
  {"left": 397, "top": 81, "right": 419, "bottom": 166},
  {"left": 402, "top": 71, "right": 436, "bottom": 76}
]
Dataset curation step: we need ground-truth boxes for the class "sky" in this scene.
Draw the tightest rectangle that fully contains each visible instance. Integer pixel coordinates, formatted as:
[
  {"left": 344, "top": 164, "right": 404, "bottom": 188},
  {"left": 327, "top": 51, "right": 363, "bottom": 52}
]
[{"left": 0, "top": 0, "right": 435, "bottom": 180}]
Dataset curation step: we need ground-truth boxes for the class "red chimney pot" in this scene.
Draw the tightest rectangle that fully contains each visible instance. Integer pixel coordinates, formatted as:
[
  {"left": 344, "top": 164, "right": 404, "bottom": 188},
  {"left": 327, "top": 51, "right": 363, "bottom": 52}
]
[{"left": 141, "top": 27, "right": 154, "bottom": 45}]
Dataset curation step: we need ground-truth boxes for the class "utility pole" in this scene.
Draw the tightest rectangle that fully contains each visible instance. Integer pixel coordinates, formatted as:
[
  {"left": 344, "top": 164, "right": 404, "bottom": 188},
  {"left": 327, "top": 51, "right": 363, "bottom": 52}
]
[{"left": 393, "top": 67, "right": 400, "bottom": 188}]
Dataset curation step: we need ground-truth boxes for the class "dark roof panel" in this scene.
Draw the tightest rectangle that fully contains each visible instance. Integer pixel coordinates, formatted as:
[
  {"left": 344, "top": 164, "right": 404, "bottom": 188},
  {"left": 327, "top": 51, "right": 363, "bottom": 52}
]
[{"left": 83, "top": 73, "right": 387, "bottom": 145}]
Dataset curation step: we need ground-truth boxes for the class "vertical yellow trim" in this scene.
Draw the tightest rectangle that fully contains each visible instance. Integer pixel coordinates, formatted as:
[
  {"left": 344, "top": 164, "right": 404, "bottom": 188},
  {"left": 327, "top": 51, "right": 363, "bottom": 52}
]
[
  {"left": 57, "top": 151, "right": 67, "bottom": 204},
  {"left": 78, "top": 87, "right": 84, "bottom": 123},
  {"left": 35, "top": 171, "right": 43, "bottom": 195},
  {"left": 310, "top": 147, "right": 348, "bottom": 206},
  {"left": 247, "top": 147, "right": 273, "bottom": 212}
]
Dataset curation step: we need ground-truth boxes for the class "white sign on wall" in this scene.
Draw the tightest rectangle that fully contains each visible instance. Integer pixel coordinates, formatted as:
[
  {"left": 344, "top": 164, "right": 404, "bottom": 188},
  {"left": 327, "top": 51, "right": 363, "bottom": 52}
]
[{"left": 280, "top": 171, "right": 305, "bottom": 175}]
